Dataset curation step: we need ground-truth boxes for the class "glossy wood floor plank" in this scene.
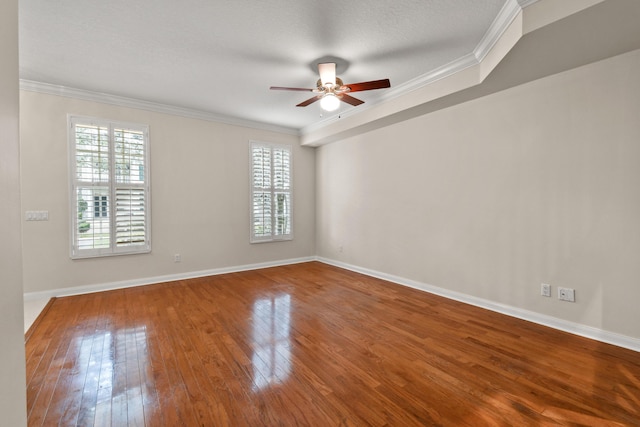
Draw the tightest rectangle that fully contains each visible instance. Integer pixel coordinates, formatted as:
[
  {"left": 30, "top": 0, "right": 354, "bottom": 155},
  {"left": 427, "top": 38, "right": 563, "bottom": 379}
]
[{"left": 25, "top": 262, "right": 640, "bottom": 426}]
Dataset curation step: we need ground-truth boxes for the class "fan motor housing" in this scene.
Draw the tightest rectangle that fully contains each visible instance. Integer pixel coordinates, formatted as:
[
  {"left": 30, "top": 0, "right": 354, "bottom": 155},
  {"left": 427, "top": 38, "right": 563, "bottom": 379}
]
[{"left": 316, "top": 77, "right": 345, "bottom": 92}]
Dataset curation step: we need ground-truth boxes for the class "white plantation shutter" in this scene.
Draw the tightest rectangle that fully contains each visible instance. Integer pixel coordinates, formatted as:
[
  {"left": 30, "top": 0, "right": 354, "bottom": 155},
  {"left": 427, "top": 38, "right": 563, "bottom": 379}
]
[
  {"left": 114, "top": 127, "right": 147, "bottom": 248},
  {"left": 250, "top": 141, "right": 292, "bottom": 242},
  {"left": 70, "top": 116, "right": 150, "bottom": 258},
  {"left": 115, "top": 188, "right": 146, "bottom": 246}
]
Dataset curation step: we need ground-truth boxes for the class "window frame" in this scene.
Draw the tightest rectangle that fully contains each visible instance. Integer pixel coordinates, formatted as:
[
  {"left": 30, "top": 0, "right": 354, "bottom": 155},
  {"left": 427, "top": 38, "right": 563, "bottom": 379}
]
[
  {"left": 68, "top": 115, "right": 151, "bottom": 259},
  {"left": 249, "top": 140, "right": 293, "bottom": 243}
]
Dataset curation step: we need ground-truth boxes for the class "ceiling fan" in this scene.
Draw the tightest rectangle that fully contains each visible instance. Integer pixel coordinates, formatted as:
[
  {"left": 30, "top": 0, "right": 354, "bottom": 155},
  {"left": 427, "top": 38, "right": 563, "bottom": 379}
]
[{"left": 270, "top": 62, "right": 390, "bottom": 112}]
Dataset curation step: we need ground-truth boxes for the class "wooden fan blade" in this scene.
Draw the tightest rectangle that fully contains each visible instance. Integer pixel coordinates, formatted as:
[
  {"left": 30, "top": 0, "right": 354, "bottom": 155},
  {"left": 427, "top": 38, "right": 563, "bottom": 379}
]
[
  {"left": 339, "top": 94, "right": 365, "bottom": 106},
  {"left": 345, "top": 79, "right": 391, "bottom": 92},
  {"left": 270, "top": 86, "right": 315, "bottom": 92},
  {"left": 297, "top": 95, "right": 322, "bottom": 107}
]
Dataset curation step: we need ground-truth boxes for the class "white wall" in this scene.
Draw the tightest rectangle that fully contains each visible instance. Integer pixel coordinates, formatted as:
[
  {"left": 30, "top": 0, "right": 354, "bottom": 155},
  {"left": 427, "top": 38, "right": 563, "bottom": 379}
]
[
  {"left": 317, "top": 49, "right": 640, "bottom": 340},
  {"left": 0, "top": 0, "right": 27, "bottom": 425},
  {"left": 20, "top": 92, "right": 315, "bottom": 294}
]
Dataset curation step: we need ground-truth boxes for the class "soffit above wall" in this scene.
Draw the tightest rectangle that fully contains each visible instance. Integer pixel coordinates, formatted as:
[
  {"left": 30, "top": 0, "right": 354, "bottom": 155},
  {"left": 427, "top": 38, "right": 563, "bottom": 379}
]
[{"left": 301, "top": 0, "right": 640, "bottom": 146}]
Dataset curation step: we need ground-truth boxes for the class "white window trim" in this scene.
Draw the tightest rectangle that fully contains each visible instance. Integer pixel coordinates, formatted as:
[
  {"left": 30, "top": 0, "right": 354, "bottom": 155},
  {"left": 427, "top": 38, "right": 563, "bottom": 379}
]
[
  {"left": 250, "top": 140, "right": 293, "bottom": 243},
  {"left": 68, "top": 115, "right": 151, "bottom": 259}
]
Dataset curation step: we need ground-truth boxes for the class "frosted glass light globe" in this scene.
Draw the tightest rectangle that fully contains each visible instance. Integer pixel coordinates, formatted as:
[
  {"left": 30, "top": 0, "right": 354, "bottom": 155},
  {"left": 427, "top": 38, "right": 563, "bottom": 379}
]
[{"left": 320, "top": 94, "right": 340, "bottom": 112}]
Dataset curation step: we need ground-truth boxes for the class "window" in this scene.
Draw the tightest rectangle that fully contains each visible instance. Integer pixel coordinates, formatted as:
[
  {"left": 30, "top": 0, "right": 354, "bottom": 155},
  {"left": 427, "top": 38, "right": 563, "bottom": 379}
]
[
  {"left": 250, "top": 141, "right": 292, "bottom": 242},
  {"left": 69, "top": 116, "right": 150, "bottom": 258}
]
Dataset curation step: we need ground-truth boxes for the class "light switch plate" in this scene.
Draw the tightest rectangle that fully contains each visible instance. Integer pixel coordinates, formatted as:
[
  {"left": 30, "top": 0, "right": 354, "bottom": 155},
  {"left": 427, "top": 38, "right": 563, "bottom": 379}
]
[{"left": 25, "top": 210, "right": 49, "bottom": 221}]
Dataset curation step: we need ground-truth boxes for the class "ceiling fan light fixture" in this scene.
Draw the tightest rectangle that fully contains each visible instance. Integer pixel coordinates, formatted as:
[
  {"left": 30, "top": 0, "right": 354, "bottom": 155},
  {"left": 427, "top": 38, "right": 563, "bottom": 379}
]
[
  {"left": 270, "top": 62, "right": 389, "bottom": 110},
  {"left": 320, "top": 93, "right": 340, "bottom": 111}
]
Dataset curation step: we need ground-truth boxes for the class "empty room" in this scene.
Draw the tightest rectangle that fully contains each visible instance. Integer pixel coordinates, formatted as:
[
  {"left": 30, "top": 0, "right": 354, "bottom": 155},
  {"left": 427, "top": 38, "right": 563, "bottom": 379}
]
[{"left": 2, "top": 0, "right": 640, "bottom": 425}]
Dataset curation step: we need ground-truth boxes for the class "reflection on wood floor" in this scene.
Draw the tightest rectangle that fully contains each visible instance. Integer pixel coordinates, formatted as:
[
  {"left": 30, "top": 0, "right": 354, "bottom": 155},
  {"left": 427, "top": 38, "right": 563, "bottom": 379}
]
[{"left": 25, "top": 262, "right": 640, "bottom": 426}]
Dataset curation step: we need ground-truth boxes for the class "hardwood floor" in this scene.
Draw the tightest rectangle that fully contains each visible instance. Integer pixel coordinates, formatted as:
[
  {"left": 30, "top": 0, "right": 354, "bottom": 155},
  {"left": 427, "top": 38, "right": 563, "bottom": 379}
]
[{"left": 25, "top": 262, "right": 640, "bottom": 426}]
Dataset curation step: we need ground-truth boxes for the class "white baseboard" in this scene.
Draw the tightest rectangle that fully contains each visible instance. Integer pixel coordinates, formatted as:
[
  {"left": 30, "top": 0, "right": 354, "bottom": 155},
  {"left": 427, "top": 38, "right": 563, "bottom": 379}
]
[
  {"left": 23, "top": 256, "right": 316, "bottom": 302},
  {"left": 23, "top": 255, "right": 640, "bottom": 353},
  {"left": 316, "top": 257, "right": 640, "bottom": 353}
]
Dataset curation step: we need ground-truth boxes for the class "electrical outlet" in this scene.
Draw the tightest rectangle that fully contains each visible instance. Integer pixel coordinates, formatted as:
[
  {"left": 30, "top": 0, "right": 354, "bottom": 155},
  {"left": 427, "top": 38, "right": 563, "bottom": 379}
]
[
  {"left": 541, "top": 283, "right": 551, "bottom": 297},
  {"left": 174, "top": 254, "right": 181, "bottom": 263},
  {"left": 558, "top": 287, "right": 575, "bottom": 302}
]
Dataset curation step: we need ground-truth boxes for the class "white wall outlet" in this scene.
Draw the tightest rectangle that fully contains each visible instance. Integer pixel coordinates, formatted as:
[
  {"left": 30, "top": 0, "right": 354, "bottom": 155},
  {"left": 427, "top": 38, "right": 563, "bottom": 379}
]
[
  {"left": 558, "top": 287, "right": 575, "bottom": 302},
  {"left": 541, "top": 283, "right": 551, "bottom": 297},
  {"left": 174, "top": 253, "right": 181, "bottom": 263}
]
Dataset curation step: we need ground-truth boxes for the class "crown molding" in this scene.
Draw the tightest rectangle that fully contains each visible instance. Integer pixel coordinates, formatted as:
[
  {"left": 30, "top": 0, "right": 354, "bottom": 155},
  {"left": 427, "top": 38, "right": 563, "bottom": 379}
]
[
  {"left": 21, "top": 0, "right": 541, "bottom": 140},
  {"left": 475, "top": 0, "right": 523, "bottom": 62},
  {"left": 302, "top": 52, "right": 480, "bottom": 135},
  {"left": 302, "top": 0, "right": 526, "bottom": 137},
  {"left": 19, "top": 80, "right": 300, "bottom": 136}
]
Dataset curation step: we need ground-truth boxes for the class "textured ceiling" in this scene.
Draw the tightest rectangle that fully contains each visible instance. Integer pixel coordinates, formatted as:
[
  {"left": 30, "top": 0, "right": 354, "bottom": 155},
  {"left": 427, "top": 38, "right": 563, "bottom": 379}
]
[{"left": 19, "top": 0, "right": 512, "bottom": 131}]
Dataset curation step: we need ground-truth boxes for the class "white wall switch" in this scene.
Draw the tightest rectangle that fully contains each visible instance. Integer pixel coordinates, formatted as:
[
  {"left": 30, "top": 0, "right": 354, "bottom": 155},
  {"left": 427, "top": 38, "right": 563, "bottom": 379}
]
[
  {"left": 541, "top": 283, "right": 551, "bottom": 297},
  {"left": 25, "top": 210, "right": 49, "bottom": 221}
]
